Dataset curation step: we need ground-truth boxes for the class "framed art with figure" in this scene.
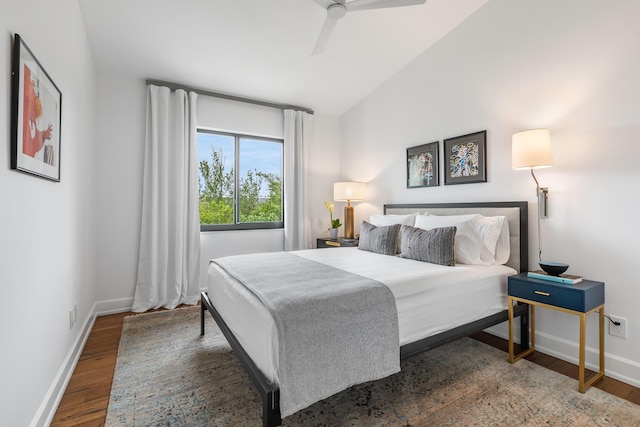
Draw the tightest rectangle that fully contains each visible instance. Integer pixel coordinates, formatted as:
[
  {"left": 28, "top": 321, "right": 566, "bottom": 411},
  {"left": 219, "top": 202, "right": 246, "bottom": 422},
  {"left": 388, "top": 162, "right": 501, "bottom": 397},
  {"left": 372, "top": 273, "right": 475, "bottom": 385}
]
[
  {"left": 444, "top": 130, "right": 486, "bottom": 185},
  {"left": 407, "top": 141, "right": 439, "bottom": 188},
  {"left": 11, "top": 33, "right": 62, "bottom": 182}
]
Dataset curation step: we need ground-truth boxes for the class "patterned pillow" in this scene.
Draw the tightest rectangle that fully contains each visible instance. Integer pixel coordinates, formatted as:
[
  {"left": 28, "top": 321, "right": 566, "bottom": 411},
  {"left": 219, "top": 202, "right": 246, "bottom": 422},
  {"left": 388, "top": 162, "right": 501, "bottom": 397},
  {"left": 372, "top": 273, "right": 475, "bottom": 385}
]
[
  {"left": 358, "top": 222, "right": 400, "bottom": 256},
  {"left": 369, "top": 213, "right": 418, "bottom": 254},
  {"left": 399, "top": 225, "right": 456, "bottom": 266}
]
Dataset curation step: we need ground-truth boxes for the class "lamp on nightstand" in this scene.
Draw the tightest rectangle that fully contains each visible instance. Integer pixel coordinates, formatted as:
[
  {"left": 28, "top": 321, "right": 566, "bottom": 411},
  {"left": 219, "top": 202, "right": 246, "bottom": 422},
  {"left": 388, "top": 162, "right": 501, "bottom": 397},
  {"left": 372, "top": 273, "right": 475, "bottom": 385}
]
[{"left": 333, "top": 181, "right": 365, "bottom": 241}]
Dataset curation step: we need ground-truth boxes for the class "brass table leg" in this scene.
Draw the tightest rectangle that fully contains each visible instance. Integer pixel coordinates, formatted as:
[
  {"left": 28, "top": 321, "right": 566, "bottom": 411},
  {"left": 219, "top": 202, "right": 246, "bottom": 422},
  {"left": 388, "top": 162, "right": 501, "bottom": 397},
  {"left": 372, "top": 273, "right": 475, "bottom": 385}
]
[
  {"left": 509, "top": 299, "right": 535, "bottom": 363},
  {"left": 578, "top": 305, "right": 605, "bottom": 392}
]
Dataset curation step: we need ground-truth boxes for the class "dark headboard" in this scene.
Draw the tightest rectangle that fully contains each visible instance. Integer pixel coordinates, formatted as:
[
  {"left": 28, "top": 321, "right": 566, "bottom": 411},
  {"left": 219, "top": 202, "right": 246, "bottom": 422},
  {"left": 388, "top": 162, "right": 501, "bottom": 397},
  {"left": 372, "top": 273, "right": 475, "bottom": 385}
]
[{"left": 384, "top": 201, "right": 528, "bottom": 273}]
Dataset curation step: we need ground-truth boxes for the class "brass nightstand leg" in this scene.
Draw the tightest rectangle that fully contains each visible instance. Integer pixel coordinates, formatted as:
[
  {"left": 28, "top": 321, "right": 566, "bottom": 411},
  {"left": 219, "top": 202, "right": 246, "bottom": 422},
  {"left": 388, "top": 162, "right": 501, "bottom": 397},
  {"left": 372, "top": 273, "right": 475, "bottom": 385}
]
[
  {"left": 509, "top": 299, "right": 535, "bottom": 363},
  {"left": 578, "top": 305, "right": 605, "bottom": 393},
  {"left": 579, "top": 313, "right": 586, "bottom": 391},
  {"left": 599, "top": 307, "right": 605, "bottom": 377}
]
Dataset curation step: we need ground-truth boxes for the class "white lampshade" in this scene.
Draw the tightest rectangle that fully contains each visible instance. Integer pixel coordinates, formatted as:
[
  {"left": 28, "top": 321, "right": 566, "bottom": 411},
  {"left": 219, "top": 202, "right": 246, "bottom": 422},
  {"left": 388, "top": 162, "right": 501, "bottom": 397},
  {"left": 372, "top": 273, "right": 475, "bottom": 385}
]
[
  {"left": 333, "top": 182, "right": 365, "bottom": 201},
  {"left": 512, "top": 129, "right": 553, "bottom": 170}
]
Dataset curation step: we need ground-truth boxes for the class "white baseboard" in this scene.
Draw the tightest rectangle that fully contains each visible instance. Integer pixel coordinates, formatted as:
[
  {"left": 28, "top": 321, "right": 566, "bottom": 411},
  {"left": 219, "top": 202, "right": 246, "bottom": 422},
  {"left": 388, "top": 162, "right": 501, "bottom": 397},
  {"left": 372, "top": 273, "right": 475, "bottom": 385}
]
[
  {"left": 95, "top": 296, "right": 134, "bottom": 315},
  {"left": 486, "top": 327, "right": 640, "bottom": 388},
  {"left": 31, "top": 303, "right": 97, "bottom": 427}
]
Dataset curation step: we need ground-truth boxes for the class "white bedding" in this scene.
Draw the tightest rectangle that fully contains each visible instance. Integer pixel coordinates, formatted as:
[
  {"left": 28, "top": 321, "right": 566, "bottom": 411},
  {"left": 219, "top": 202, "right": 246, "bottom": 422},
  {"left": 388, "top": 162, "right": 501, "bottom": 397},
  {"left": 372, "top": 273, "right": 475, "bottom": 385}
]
[{"left": 207, "top": 247, "right": 516, "bottom": 385}]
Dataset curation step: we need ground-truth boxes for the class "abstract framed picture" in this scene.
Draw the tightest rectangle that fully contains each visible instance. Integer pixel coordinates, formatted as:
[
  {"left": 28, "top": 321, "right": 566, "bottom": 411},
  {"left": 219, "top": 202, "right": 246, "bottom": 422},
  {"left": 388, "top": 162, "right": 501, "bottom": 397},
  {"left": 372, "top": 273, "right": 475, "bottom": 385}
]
[
  {"left": 407, "top": 141, "right": 439, "bottom": 188},
  {"left": 443, "top": 130, "right": 486, "bottom": 185},
  {"left": 11, "top": 34, "right": 62, "bottom": 182}
]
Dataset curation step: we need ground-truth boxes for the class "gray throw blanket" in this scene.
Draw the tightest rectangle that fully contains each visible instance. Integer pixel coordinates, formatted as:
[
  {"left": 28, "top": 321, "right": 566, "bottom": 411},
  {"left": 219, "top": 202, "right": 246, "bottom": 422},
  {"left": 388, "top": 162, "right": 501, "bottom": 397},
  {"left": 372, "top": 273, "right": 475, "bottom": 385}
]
[{"left": 212, "top": 252, "right": 400, "bottom": 418}]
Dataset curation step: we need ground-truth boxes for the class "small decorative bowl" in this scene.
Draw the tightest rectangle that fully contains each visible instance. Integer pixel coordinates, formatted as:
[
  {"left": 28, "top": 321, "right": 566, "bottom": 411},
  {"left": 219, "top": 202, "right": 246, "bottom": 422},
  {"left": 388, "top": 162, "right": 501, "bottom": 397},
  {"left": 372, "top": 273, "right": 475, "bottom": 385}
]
[{"left": 539, "top": 261, "right": 569, "bottom": 276}]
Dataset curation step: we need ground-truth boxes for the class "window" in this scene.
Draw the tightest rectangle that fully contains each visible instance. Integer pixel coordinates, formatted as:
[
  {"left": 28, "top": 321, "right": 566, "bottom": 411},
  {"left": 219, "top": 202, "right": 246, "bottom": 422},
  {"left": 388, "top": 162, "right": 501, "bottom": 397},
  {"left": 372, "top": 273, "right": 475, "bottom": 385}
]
[{"left": 197, "top": 129, "right": 283, "bottom": 231}]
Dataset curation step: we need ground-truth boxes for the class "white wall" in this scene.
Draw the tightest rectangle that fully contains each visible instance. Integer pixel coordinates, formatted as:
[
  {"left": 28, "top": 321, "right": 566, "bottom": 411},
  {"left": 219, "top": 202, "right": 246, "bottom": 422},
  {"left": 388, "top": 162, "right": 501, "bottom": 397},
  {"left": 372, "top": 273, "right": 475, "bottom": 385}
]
[
  {"left": 94, "top": 74, "right": 146, "bottom": 311},
  {"left": 94, "top": 74, "right": 341, "bottom": 309},
  {"left": 340, "top": 0, "right": 640, "bottom": 386},
  {"left": 0, "top": 1, "right": 98, "bottom": 425}
]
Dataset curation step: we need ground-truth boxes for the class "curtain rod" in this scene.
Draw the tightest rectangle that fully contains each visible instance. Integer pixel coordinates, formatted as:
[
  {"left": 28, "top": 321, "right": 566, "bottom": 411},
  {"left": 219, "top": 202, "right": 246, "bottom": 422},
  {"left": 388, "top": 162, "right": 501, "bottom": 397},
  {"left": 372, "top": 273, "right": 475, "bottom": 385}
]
[{"left": 145, "top": 79, "right": 314, "bottom": 115}]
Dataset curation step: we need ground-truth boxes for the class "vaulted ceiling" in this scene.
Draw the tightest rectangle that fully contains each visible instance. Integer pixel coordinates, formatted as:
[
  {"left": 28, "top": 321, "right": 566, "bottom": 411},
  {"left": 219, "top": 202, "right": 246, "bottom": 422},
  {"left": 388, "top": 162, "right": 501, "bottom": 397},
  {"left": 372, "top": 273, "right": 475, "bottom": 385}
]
[{"left": 79, "top": 0, "right": 488, "bottom": 115}]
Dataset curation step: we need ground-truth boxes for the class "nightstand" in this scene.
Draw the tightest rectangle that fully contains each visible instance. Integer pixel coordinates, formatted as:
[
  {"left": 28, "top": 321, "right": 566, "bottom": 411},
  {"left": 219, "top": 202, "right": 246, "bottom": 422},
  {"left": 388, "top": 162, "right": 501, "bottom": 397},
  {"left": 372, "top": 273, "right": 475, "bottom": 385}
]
[
  {"left": 507, "top": 272, "right": 605, "bottom": 392},
  {"left": 317, "top": 237, "right": 359, "bottom": 248}
]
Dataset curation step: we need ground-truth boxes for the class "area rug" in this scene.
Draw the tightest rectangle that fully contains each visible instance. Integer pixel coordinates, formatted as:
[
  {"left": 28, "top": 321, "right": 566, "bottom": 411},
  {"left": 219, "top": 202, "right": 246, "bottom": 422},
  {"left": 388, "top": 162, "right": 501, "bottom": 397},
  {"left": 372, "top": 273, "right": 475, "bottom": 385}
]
[{"left": 105, "top": 307, "right": 640, "bottom": 426}]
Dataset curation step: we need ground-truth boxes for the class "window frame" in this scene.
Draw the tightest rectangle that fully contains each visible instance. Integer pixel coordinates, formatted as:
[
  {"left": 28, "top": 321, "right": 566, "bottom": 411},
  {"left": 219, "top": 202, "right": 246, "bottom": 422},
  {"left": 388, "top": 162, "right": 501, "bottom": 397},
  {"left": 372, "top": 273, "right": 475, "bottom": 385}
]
[{"left": 198, "top": 128, "right": 284, "bottom": 232}]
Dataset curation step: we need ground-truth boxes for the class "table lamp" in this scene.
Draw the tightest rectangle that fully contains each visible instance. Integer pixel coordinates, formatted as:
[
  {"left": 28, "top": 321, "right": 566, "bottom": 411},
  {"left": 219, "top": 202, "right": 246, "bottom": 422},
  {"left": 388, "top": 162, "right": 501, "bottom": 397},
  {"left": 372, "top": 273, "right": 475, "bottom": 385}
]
[{"left": 333, "top": 181, "right": 365, "bottom": 241}]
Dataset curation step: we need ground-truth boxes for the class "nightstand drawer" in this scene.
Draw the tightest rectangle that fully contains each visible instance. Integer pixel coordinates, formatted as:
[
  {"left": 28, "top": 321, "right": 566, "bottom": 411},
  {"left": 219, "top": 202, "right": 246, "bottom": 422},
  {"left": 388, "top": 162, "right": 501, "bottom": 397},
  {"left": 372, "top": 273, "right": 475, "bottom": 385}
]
[
  {"left": 508, "top": 274, "right": 604, "bottom": 312},
  {"left": 509, "top": 280, "right": 581, "bottom": 310}
]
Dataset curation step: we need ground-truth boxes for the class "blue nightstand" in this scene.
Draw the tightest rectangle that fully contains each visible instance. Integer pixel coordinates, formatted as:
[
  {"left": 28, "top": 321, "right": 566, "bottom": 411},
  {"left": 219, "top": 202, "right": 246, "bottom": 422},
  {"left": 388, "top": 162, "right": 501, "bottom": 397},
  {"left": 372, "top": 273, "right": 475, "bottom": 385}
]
[{"left": 507, "top": 272, "right": 605, "bottom": 392}]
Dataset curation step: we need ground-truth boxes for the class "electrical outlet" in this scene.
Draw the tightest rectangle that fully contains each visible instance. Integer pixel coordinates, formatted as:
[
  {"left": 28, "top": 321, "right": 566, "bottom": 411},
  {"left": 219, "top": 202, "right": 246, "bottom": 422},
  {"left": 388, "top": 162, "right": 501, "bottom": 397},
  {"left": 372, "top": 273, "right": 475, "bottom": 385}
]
[
  {"left": 69, "top": 309, "right": 75, "bottom": 329},
  {"left": 608, "top": 315, "right": 627, "bottom": 339}
]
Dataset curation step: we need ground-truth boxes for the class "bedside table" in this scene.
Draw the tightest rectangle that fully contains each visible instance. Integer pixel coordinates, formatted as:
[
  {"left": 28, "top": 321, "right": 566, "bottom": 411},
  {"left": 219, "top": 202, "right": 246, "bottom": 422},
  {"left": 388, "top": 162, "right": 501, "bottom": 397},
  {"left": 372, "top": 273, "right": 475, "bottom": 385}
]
[
  {"left": 317, "top": 237, "right": 359, "bottom": 248},
  {"left": 507, "top": 272, "right": 605, "bottom": 392}
]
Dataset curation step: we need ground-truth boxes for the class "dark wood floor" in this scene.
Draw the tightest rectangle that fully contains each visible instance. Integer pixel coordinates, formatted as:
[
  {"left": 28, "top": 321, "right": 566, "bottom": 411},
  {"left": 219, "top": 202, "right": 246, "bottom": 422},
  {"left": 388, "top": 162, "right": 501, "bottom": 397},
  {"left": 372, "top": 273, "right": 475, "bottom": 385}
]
[
  {"left": 51, "top": 312, "right": 640, "bottom": 426},
  {"left": 51, "top": 312, "right": 128, "bottom": 426}
]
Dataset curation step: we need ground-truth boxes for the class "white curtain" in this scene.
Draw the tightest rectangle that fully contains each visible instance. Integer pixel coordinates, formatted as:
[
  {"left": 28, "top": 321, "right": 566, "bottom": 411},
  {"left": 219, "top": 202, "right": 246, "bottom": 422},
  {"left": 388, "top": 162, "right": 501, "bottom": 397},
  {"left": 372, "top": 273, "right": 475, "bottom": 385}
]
[
  {"left": 132, "top": 85, "right": 201, "bottom": 312},
  {"left": 283, "top": 110, "right": 313, "bottom": 251}
]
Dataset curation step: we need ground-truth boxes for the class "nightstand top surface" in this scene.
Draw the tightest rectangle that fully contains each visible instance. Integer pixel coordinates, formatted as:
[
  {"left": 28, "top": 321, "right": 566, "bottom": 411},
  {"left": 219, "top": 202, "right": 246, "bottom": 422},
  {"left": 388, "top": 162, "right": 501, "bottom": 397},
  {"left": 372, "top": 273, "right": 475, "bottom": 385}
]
[{"left": 511, "top": 272, "right": 604, "bottom": 290}]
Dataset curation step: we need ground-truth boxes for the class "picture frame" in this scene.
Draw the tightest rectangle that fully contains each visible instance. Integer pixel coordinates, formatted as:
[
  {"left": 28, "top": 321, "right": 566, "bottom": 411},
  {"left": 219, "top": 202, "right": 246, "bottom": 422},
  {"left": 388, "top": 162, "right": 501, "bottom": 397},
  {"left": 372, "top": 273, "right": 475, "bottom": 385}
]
[
  {"left": 11, "top": 34, "right": 62, "bottom": 182},
  {"left": 443, "top": 130, "right": 486, "bottom": 185},
  {"left": 407, "top": 141, "right": 439, "bottom": 188}
]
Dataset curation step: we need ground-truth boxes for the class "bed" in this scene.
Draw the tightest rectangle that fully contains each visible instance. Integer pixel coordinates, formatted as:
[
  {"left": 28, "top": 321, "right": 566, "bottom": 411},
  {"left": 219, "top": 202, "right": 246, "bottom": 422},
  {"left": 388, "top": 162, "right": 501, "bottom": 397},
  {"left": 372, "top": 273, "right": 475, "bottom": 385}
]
[{"left": 200, "top": 201, "right": 530, "bottom": 426}]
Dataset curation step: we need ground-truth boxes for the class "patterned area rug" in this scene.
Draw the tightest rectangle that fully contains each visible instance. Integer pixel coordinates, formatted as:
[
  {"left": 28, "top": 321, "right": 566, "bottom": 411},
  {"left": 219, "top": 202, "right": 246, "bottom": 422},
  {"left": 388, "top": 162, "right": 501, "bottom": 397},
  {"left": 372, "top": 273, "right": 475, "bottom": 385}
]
[{"left": 105, "top": 307, "right": 640, "bottom": 426}]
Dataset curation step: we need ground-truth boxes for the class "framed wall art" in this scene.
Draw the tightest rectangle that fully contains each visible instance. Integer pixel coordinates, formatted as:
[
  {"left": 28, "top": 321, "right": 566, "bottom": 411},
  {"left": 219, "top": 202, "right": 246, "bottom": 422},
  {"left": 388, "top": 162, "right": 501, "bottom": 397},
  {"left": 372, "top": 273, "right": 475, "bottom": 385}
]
[
  {"left": 407, "top": 141, "right": 439, "bottom": 188},
  {"left": 444, "top": 130, "right": 486, "bottom": 185},
  {"left": 11, "top": 34, "right": 62, "bottom": 182}
]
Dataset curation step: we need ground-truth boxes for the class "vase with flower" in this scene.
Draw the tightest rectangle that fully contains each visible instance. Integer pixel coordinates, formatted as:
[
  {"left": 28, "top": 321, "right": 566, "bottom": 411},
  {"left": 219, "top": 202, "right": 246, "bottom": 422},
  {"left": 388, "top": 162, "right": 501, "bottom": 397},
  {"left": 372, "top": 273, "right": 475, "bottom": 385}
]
[{"left": 324, "top": 201, "right": 342, "bottom": 240}]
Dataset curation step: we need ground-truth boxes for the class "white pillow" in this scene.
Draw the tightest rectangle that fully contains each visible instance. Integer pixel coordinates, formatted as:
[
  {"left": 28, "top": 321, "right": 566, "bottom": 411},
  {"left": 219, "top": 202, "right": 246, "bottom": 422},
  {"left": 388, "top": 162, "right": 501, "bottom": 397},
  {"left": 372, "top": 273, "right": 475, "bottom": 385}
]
[
  {"left": 414, "top": 214, "right": 504, "bottom": 266},
  {"left": 494, "top": 217, "right": 510, "bottom": 265},
  {"left": 470, "top": 215, "right": 509, "bottom": 265},
  {"left": 476, "top": 215, "right": 507, "bottom": 265},
  {"left": 369, "top": 213, "right": 418, "bottom": 227}
]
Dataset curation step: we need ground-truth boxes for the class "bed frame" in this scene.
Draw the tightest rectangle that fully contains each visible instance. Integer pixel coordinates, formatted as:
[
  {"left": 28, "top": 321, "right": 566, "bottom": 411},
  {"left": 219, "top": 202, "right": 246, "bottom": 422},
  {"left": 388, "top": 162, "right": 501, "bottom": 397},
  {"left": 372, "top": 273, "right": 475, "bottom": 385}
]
[{"left": 201, "top": 201, "right": 530, "bottom": 427}]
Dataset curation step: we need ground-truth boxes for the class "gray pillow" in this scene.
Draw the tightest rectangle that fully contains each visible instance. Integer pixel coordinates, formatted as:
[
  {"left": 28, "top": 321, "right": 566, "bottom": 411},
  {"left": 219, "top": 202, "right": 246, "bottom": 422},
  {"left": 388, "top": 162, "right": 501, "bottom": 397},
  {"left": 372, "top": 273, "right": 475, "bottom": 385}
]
[
  {"left": 358, "top": 222, "right": 400, "bottom": 256},
  {"left": 400, "top": 225, "right": 456, "bottom": 266}
]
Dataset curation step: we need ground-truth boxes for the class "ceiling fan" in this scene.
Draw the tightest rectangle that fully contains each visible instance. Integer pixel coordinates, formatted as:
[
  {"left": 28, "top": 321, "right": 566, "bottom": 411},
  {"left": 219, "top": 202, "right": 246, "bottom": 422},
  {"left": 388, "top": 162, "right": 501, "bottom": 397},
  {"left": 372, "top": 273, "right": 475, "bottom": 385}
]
[{"left": 311, "top": 0, "right": 427, "bottom": 55}]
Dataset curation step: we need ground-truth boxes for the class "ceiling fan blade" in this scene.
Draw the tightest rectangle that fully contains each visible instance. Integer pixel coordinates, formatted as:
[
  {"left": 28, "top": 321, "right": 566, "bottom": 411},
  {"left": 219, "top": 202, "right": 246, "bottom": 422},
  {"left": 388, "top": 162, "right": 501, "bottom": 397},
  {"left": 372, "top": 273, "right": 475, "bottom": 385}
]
[
  {"left": 312, "top": 13, "right": 340, "bottom": 55},
  {"left": 311, "top": 0, "right": 337, "bottom": 8},
  {"left": 346, "top": 0, "right": 426, "bottom": 12}
]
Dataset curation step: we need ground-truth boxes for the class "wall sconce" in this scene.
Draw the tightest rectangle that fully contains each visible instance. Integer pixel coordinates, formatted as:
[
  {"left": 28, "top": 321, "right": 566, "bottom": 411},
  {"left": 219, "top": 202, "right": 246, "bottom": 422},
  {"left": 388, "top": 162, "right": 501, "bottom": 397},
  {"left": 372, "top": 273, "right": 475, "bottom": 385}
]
[
  {"left": 512, "top": 129, "right": 553, "bottom": 218},
  {"left": 512, "top": 129, "right": 569, "bottom": 274},
  {"left": 334, "top": 181, "right": 365, "bottom": 241},
  {"left": 512, "top": 129, "right": 554, "bottom": 263}
]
